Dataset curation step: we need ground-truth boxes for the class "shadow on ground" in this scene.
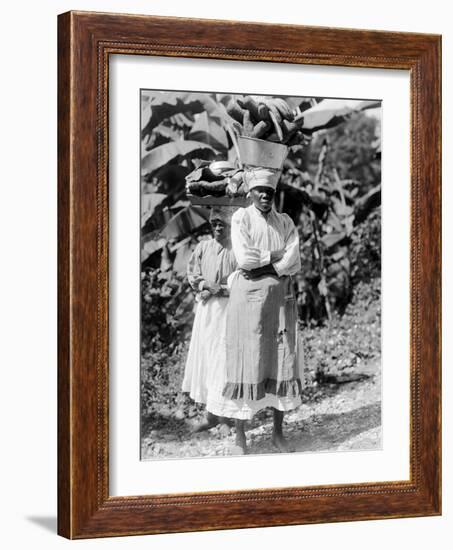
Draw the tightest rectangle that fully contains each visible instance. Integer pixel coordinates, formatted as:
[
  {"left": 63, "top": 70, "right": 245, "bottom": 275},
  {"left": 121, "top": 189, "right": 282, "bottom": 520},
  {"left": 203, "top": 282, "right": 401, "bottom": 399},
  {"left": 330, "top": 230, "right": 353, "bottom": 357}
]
[
  {"left": 250, "top": 402, "right": 381, "bottom": 454},
  {"left": 141, "top": 411, "right": 193, "bottom": 443}
]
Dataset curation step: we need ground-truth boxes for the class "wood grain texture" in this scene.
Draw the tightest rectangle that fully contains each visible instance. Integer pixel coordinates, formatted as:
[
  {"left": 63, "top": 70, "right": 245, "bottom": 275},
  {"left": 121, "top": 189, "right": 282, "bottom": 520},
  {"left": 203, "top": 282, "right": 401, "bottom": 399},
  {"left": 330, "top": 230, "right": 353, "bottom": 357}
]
[
  {"left": 57, "top": 11, "right": 72, "bottom": 538},
  {"left": 57, "top": 10, "right": 441, "bottom": 539}
]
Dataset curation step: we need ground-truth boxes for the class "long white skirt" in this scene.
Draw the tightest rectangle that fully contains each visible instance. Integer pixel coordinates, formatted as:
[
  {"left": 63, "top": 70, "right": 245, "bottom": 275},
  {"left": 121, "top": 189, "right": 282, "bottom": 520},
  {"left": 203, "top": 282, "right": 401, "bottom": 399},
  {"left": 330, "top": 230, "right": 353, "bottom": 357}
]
[
  {"left": 182, "top": 296, "right": 305, "bottom": 420},
  {"left": 182, "top": 296, "right": 232, "bottom": 416}
]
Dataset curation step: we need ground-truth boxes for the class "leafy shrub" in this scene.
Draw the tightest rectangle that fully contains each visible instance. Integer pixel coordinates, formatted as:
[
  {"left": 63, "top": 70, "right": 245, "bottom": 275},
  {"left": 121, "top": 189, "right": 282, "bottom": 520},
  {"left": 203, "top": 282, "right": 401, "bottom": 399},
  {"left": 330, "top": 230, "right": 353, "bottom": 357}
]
[
  {"left": 141, "top": 268, "right": 196, "bottom": 415},
  {"left": 350, "top": 207, "right": 381, "bottom": 284},
  {"left": 303, "top": 277, "right": 381, "bottom": 385}
]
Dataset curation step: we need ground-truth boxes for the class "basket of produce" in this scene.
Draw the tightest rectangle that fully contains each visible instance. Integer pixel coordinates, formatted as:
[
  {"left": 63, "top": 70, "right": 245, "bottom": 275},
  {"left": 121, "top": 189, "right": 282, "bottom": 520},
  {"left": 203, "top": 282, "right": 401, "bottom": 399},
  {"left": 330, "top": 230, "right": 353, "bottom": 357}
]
[{"left": 183, "top": 95, "right": 299, "bottom": 207}]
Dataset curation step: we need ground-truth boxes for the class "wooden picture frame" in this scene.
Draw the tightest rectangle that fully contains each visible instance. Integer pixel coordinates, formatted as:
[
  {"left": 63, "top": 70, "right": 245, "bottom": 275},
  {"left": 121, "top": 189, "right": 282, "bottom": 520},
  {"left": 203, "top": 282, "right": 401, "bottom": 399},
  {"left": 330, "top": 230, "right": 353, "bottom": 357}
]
[{"left": 58, "top": 10, "right": 441, "bottom": 539}]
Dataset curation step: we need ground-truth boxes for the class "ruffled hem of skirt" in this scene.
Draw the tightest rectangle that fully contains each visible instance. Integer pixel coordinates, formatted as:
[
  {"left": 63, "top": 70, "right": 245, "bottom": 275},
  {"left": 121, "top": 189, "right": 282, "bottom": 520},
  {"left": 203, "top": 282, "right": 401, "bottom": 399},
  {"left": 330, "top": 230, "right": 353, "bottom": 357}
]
[{"left": 222, "top": 377, "right": 303, "bottom": 401}]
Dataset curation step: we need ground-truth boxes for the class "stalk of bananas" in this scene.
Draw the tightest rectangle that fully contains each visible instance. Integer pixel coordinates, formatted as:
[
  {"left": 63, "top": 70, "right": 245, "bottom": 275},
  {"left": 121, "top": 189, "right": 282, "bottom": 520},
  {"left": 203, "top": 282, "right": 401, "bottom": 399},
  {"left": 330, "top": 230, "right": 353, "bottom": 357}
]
[
  {"left": 186, "top": 96, "right": 309, "bottom": 200},
  {"left": 185, "top": 161, "right": 247, "bottom": 198},
  {"left": 223, "top": 95, "right": 305, "bottom": 145}
]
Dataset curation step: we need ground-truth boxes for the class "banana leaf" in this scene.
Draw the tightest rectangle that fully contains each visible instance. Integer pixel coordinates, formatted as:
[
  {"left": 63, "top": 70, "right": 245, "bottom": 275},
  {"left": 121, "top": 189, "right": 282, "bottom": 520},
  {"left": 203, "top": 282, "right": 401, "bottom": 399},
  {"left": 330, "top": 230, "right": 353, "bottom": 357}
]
[
  {"left": 188, "top": 111, "right": 229, "bottom": 152},
  {"left": 142, "top": 92, "right": 221, "bottom": 136},
  {"left": 160, "top": 205, "right": 210, "bottom": 240},
  {"left": 284, "top": 97, "right": 321, "bottom": 112},
  {"left": 141, "top": 141, "right": 216, "bottom": 177},
  {"left": 141, "top": 192, "right": 167, "bottom": 226},
  {"left": 353, "top": 185, "right": 381, "bottom": 225},
  {"left": 299, "top": 100, "right": 381, "bottom": 133},
  {"left": 141, "top": 237, "right": 166, "bottom": 262}
]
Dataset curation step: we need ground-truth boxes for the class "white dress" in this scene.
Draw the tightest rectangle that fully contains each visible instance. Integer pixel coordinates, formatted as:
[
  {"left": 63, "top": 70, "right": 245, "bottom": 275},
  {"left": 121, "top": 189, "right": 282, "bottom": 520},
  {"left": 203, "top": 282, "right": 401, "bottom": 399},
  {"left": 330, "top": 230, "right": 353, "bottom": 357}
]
[{"left": 182, "top": 238, "right": 254, "bottom": 418}]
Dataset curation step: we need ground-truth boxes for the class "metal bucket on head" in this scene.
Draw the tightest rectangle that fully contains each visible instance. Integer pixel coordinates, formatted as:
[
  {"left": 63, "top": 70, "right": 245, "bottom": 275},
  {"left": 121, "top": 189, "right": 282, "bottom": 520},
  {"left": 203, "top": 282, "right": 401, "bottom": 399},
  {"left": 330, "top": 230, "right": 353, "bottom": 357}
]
[{"left": 237, "top": 136, "right": 288, "bottom": 170}]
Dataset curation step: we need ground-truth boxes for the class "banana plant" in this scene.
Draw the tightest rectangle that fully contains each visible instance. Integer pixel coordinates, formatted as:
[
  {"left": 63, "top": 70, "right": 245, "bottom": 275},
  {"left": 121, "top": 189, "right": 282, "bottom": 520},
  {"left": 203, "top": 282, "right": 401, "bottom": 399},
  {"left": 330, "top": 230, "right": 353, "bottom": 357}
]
[{"left": 141, "top": 91, "right": 381, "bottom": 323}]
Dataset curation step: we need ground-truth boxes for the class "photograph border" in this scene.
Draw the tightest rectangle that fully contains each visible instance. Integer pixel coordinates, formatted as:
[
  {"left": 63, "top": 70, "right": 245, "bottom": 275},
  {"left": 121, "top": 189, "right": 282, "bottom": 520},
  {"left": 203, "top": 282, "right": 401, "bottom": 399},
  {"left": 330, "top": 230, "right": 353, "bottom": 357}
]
[{"left": 58, "top": 11, "right": 441, "bottom": 538}]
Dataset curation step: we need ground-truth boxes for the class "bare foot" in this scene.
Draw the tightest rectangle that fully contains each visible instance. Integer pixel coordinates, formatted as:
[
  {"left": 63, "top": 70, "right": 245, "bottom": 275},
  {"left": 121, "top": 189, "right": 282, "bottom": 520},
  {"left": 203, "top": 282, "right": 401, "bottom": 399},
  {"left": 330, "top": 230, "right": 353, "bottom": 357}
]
[
  {"left": 218, "top": 424, "right": 231, "bottom": 437},
  {"left": 191, "top": 414, "right": 219, "bottom": 433},
  {"left": 271, "top": 432, "right": 295, "bottom": 453},
  {"left": 230, "top": 444, "right": 247, "bottom": 455},
  {"left": 234, "top": 432, "right": 248, "bottom": 454}
]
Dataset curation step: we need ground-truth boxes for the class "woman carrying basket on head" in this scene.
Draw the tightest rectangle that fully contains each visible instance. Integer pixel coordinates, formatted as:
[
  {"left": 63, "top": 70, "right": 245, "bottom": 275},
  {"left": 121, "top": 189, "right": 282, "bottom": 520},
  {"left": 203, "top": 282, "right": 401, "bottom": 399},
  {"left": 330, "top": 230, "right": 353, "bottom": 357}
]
[{"left": 223, "top": 165, "right": 304, "bottom": 454}]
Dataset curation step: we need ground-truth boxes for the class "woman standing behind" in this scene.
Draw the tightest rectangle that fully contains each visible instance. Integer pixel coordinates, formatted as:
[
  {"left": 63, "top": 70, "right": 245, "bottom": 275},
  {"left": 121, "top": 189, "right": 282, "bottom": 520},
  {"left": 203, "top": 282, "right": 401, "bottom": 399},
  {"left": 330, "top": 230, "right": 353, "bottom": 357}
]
[{"left": 182, "top": 207, "right": 237, "bottom": 432}]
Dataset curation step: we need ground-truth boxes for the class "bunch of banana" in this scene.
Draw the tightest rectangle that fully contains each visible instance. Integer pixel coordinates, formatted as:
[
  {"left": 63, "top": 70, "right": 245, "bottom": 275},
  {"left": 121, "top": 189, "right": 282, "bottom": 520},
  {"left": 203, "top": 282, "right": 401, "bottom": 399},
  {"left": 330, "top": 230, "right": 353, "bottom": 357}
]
[
  {"left": 225, "top": 95, "right": 302, "bottom": 144},
  {"left": 185, "top": 160, "right": 246, "bottom": 198}
]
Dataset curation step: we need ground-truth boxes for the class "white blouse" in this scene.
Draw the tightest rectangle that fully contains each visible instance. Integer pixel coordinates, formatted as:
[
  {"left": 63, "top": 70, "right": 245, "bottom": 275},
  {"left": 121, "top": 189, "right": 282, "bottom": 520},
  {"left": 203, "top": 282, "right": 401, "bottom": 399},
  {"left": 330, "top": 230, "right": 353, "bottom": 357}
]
[{"left": 230, "top": 205, "right": 301, "bottom": 277}]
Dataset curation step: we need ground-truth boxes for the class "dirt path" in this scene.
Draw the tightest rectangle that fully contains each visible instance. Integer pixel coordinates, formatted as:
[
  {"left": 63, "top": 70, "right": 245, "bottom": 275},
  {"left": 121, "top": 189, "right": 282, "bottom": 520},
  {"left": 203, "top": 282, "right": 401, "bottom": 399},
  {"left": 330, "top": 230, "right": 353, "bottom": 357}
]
[{"left": 141, "top": 359, "right": 381, "bottom": 459}]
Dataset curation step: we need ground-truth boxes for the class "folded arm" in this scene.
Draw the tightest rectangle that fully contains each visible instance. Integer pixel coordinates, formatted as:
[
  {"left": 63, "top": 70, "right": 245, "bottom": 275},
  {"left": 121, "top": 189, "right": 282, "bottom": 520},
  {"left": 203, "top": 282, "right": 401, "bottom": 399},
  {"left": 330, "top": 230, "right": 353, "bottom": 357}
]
[
  {"left": 232, "top": 211, "right": 301, "bottom": 279},
  {"left": 272, "top": 218, "right": 301, "bottom": 277},
  {"left": 231, "top": 214, "right": 271, "bottom": 270}
]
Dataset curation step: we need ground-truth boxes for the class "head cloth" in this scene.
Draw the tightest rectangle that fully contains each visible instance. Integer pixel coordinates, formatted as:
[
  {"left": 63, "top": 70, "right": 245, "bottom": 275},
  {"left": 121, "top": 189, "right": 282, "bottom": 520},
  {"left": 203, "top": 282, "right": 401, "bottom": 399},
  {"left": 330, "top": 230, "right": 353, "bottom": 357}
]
[
  {"left": 243, "top": 167, "right": 280, "bottom": 191},
  {"left": 209, "top": 206, "right": 234, "bottom": 225}
]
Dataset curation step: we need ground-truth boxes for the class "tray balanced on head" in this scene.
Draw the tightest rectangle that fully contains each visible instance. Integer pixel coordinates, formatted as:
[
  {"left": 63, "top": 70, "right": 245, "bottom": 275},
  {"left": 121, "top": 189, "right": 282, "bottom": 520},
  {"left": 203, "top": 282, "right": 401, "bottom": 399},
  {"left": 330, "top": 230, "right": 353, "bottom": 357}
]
[{"left": 185, "top": 137, "right": 288, "bottom": 207}]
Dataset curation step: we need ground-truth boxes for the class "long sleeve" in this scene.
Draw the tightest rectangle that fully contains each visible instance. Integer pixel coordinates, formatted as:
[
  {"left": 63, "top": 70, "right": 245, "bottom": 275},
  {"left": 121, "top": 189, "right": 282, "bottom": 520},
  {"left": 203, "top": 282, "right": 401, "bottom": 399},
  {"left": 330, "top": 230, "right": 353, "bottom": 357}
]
[
  {"left": 231, "top": 210, "right": 271, "bottom": 270},
  {"left": 272, "top": 216, "right": 301, "bottom": 277},
  {"left": 186, "top": 243, "right": 205, "bottom": 291}
]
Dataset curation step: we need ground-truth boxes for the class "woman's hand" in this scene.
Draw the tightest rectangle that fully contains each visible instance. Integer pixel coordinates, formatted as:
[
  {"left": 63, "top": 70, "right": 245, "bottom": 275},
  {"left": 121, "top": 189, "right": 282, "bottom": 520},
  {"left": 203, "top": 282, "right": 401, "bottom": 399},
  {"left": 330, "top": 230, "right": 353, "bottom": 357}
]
[
  {"left": 241, "top": 265, "right": 277, "bottom": 280},
  {"left": 199, "top": 290, "right": 212, "bottom": 303},
  {"left": 203, "top": 282, "right": 221, "bottom": 295},
  {"left": 219, "top": 284, "right": 229, "bottom": 297}
]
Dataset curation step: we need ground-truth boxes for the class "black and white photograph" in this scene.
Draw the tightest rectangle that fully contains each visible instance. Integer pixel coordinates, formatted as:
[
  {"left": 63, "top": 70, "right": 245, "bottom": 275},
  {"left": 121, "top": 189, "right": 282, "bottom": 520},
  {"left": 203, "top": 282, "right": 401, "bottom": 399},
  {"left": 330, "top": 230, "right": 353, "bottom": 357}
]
[{"left": 140, "top": 90, "right": 382, "bottom": 459}]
